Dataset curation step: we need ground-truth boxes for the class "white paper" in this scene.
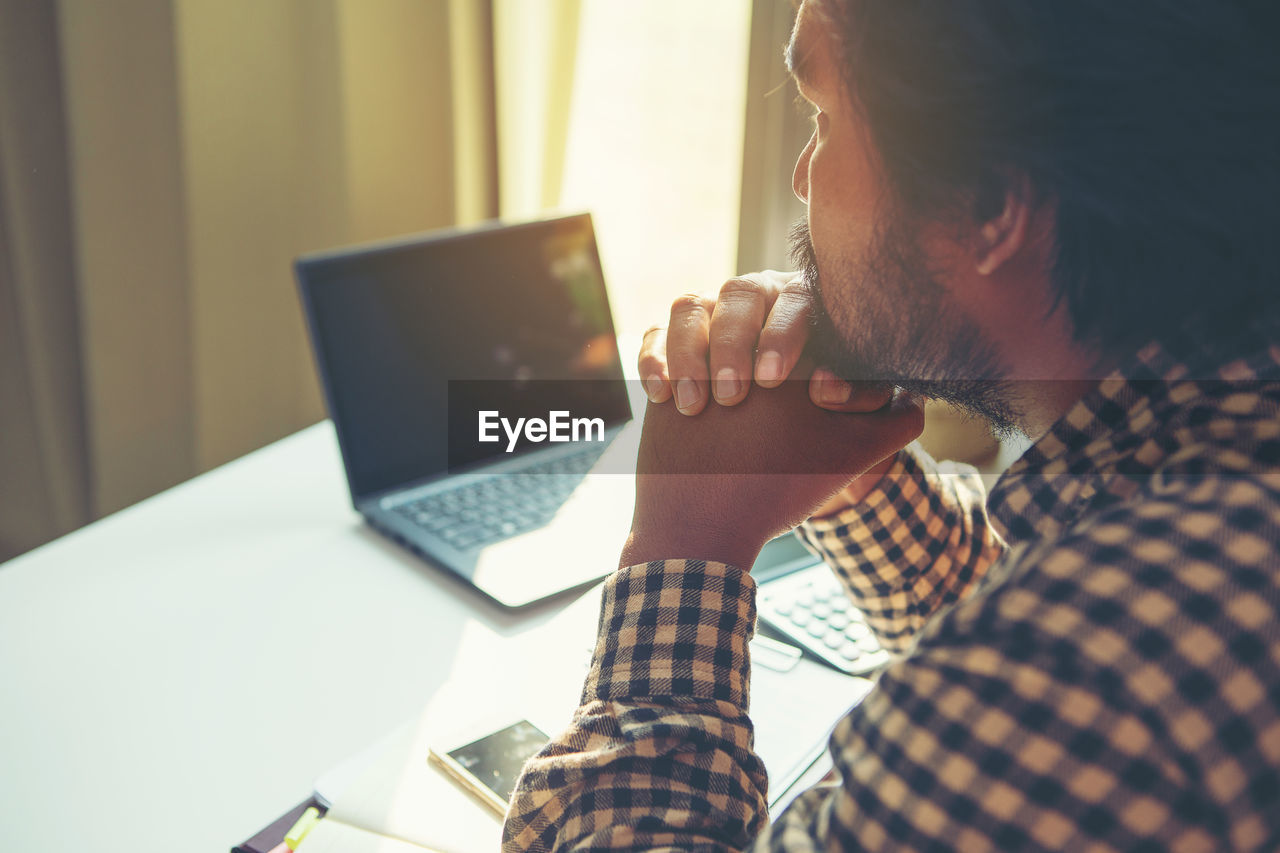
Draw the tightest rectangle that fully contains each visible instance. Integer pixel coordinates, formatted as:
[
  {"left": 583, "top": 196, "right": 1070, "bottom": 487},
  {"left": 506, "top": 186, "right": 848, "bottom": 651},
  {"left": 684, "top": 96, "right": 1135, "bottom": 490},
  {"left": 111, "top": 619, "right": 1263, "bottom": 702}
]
[{"left": 294, "top": 817, "right": 443, "bottom": 853}]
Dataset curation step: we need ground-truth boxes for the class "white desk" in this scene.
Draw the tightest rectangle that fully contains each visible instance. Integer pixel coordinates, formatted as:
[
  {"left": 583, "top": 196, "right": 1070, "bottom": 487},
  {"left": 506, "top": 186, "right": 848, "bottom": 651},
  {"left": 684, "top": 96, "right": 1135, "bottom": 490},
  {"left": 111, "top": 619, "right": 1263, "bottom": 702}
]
[
  {"left": 0, "top": 413, "right": 881, "bottom": 852},
  {"left": 0, "top": 422, "right": 583, "bottom": 852}
]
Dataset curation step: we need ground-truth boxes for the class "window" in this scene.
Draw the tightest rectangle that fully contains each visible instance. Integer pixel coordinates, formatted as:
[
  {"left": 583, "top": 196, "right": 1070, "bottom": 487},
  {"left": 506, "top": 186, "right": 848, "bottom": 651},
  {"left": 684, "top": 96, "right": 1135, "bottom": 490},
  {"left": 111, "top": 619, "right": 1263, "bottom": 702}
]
[{"left": 557, "top": 1, "right": 753, "bottom": 340}]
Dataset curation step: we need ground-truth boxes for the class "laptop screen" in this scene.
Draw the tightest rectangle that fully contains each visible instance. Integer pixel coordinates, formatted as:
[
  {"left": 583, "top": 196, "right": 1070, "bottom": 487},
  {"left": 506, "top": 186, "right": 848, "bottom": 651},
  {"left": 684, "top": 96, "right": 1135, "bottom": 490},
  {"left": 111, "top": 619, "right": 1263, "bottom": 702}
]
[{"left": 297, "top": 214, "right": 631, "bottom": 499}]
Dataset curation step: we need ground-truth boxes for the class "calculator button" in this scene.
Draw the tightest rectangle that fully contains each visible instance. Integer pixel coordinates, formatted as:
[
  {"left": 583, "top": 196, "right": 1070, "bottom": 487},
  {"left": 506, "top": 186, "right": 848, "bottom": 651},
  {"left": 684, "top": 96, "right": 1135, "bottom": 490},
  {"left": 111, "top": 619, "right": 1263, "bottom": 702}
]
[
  {"left": 756, "top": 559, "right": 891, "bottom": 677},
  {"left": 839, "top": 642, "right": 863, "bottom": 660},
  {"left": 844, "top": 623, "right": 870, "bottom": 641}
]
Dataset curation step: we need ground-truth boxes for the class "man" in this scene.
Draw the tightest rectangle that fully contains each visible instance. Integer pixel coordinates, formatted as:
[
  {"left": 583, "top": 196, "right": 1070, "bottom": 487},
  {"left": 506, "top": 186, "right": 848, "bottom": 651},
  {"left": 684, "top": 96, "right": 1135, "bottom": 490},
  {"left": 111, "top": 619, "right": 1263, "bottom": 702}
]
[{"left": 504, "top": 0, "right": 1280, "bottom": 849}]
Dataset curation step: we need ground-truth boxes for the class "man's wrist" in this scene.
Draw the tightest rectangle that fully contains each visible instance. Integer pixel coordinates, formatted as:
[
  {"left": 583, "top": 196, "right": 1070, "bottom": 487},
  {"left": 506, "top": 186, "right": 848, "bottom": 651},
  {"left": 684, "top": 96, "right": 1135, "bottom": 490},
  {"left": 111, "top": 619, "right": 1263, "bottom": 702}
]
[
  {"left": 810, "top": 453, "right": 898, "bottom": 519},
  {"left": 618, "top": 526, "right": 764, "bottom": 571}
]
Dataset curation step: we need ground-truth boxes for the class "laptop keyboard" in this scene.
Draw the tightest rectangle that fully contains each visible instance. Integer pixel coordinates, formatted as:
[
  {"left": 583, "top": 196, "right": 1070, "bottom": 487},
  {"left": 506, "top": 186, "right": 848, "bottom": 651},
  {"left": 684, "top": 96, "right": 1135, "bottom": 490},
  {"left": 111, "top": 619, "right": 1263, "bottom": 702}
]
[{"left": 391, "top": 445, "right": 604, "bottom": 551}]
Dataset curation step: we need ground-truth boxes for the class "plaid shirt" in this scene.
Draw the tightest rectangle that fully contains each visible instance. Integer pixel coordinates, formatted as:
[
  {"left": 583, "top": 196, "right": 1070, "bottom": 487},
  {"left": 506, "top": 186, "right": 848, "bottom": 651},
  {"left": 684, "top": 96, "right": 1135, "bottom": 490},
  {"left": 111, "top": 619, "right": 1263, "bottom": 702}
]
[{"left": 503, "top": 316, "right": 1280, "bottom": 851}]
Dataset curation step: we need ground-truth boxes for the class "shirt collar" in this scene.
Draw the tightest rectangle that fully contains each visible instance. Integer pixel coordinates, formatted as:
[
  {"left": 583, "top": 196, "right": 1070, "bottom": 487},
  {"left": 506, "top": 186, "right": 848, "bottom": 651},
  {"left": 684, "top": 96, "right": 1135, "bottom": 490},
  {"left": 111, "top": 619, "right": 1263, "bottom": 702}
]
[{"left": 988, "top": 310, "right": 1280, "bottom": 544}]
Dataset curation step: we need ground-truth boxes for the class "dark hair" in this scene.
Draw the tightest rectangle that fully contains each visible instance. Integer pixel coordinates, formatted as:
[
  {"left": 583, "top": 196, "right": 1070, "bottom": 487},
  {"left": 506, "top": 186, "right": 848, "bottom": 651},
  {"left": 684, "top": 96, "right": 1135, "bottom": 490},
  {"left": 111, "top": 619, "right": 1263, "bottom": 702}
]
[{"left": 823, "top": 0, "right": 1280, "bottom": 354}]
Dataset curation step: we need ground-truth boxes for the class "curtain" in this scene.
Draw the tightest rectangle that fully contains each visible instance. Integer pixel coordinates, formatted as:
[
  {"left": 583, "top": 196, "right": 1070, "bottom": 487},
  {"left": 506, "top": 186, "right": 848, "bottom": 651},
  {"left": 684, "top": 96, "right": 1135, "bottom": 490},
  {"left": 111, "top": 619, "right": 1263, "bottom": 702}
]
[
  {"left": 493, "top": 0, "right": 582, "bottom": 219},
  {"left": 0, "top": 0, "right": 91, "bottom": 561},
  {"left": 736, "top": 0, "right": 809, "bottom": 274}
]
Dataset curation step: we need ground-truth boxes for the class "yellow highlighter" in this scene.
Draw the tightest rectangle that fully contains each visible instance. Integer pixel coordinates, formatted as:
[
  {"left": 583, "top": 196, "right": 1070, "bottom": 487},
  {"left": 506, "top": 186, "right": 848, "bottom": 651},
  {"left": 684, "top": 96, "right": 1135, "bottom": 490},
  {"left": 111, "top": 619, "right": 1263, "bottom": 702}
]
[{"left": 283, "top": 806, "right": 322, "bottom": 851}]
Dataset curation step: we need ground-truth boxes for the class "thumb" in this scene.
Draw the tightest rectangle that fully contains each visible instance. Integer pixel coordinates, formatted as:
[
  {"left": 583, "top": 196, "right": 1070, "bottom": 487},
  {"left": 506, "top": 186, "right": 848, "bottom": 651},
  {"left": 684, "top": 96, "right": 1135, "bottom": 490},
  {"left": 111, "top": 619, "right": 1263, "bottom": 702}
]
[
  {"left": 809, "top": 369, "right": 895, "bottom": 413},
  {"left": 821, "top": 389, "right": 925, "bottom": 476}
]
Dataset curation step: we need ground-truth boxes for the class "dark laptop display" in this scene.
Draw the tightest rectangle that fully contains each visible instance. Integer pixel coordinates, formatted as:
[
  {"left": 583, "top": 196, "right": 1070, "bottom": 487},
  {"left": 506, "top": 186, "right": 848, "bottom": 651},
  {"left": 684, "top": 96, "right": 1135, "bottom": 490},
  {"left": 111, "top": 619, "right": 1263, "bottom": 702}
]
[{"left": 298, "top": 214, "right": 631, "bottom": 501}]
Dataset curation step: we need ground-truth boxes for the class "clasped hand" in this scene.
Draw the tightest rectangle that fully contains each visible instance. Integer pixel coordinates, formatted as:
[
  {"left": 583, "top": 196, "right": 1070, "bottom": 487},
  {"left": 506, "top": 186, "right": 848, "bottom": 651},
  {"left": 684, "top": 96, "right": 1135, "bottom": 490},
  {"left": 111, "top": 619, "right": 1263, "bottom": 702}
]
[{"left": 619, "top": 271, "right": 924, "bottom": 570}]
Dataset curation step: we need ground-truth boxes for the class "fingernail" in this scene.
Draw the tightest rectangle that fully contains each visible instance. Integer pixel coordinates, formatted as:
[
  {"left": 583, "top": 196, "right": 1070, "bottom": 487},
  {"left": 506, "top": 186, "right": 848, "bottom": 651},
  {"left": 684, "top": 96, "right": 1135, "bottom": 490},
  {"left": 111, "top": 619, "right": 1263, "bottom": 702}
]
[
  {"left": 815, "top": 370, "right": 852, "bottom": 405},
  {"left": 675, "top": 379, "right": 699, "bottom": 411},
  {"left": 756, "top": 351, "right": 783, "bottom": 383},
  {"left": 645, "top": 374, "right": 664, "bottom": 402},
  {"left": 714, "top": 367, "right": 741, "bottom": 401}
]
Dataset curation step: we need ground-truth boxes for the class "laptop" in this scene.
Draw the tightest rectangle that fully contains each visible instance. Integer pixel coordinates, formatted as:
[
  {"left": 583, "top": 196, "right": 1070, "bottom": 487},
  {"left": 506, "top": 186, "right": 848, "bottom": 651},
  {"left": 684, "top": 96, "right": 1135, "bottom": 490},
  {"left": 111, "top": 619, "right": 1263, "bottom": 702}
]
[{"left": 295, "top": 213, "right": 638, "bottom": 608}]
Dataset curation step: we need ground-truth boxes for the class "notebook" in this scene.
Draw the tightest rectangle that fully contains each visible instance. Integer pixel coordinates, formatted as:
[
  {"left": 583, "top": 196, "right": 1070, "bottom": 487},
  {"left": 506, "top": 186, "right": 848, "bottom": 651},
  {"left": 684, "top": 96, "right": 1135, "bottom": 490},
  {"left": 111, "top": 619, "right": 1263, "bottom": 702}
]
[{"left": 295, "top": 214, "right": 638, "bottom": 608}]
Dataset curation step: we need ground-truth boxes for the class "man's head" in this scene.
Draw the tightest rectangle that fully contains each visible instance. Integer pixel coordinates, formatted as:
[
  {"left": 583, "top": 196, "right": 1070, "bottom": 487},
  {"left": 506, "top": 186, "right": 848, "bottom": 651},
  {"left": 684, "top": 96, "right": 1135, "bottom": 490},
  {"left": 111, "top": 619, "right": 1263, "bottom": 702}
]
[{"left": 787, "top": 0, "right": 1280, "bottom": 433}]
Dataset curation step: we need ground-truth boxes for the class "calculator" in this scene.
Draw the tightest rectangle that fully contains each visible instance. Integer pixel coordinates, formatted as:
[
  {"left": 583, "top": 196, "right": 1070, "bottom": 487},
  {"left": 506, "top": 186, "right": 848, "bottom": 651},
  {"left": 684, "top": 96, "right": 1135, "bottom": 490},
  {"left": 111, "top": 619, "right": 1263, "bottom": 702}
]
[{"left": 754, "top": 534, "right": 891, "bottom": 677}]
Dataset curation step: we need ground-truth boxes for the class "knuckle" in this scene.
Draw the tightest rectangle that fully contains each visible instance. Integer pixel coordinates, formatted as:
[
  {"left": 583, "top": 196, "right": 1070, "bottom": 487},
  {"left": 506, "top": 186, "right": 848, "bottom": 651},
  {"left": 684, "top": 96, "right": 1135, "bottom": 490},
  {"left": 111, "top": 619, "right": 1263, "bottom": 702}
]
[
  {"left": 709, "top": 326, "right": 752, "bottom": 352},
  {"left": 762, "top": 306, "right": 808, "bottom": 335},
  {"left": 670, "top": 292, "right": 710, "bottom": 315},
  {"left": 671, "top": 311, "right": 708, "bottom": 336},
  {"left": 641, "top": 324, "right": 666, "bottom": 339},
  {"left": 767, "top": 291, "right": 816, "bottom": 330},
  {"left": 637, "top": 349, "right": 664, "bottom": 369},
  {"left": 777, "top": 280, "right": 812, "bottom": 300},
  {"left": 638, "top": 327, "right": 667, "bottom": 361},
  {"left": 708, "top": 337, "right": 740, "bottom": 357},
  {"left": 718, "top": 277, "right": 766, "bottom": 300}
]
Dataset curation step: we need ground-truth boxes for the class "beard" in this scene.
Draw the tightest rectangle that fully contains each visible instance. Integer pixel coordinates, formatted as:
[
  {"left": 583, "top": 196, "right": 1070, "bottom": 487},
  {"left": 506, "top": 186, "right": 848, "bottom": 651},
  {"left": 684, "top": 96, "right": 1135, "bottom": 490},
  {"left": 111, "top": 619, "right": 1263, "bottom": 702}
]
[{"left": 789, "top": 218, "right": 1021, "bottom": 436}]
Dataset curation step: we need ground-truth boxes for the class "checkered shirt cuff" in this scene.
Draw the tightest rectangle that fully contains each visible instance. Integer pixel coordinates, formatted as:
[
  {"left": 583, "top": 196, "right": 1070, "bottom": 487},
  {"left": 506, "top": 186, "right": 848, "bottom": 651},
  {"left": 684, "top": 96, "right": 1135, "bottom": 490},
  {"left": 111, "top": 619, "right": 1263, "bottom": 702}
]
[
  {"left": 798, "top": 445, "right": 1003, "bottom": 653},
  {"left": 583, "top": 559, "right": 756, "bottom": 711}
]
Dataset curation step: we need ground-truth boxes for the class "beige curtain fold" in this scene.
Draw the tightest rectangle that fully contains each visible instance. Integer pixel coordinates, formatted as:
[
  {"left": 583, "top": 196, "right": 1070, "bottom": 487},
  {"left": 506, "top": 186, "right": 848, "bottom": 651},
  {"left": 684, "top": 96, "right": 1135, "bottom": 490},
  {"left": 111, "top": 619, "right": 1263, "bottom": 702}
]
[
  {"left": 449, "top": 0, "right": 501, "bottom": 224},
  {"left": 493, "top": 0, "right": 582, "bottom": 219},
  {"left": 0, "top": 0, "right": 91, "bottom": 561},
  {"left": 0, "top": 0, "right": 583, "bottom": 563}
]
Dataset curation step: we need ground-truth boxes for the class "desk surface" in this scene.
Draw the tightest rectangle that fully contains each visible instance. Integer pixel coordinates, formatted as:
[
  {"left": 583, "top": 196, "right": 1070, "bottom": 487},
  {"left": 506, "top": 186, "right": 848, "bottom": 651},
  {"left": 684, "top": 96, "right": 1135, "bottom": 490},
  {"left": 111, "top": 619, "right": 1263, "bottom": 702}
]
[{"left": 0, "top": 421, "right": 583, "bottom": 852}]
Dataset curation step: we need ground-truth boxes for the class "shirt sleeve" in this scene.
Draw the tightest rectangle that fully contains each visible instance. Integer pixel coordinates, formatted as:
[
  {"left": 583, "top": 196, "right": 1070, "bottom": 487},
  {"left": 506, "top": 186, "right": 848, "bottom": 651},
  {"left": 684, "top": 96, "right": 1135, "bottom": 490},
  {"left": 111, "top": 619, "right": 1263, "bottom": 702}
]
[
  {"left": 796, "top": 444, "right": 1006, "bottom": 653},
  {"left": 503, "top": 559, "right": 768, "bottom": 852}
]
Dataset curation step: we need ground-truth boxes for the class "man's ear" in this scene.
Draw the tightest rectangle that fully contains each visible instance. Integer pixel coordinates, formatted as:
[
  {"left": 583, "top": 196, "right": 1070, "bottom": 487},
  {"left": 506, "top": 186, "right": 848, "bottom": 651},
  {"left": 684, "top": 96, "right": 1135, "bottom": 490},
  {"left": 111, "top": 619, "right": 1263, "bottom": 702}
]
[{"left": 974, "top": 173, "right": 1033, "bottom": 277}]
